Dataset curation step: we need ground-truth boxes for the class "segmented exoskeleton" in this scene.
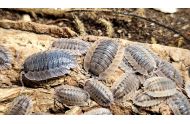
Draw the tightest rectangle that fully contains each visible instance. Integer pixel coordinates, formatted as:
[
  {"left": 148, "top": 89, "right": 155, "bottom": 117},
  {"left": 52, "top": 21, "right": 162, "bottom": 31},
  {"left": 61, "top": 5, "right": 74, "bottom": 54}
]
[
  {"left": 54, "top": 85, "right": 90, "bottom": 106},
  {"left": 111, "top": 72, "right": 140, "bottom": 99},
  {"left": 132, "top": 91, "right": 165, "bottom": 107},
  {"left": 167, "top": 91, "right": 190, "bottom": 115},
  {"left": 143, "top": 77, "right": 177, "bottom": 97},
  {"left": 84, "top": 39, "right": 124, "bottom": 80},
  {"left": 121, "top": 44, "right": 157, "bottom": 75},
  {"left": 0, "top": 45, "right": 12, "bottom": 70},
  {"left": 6, "top": 95, "right": 33, "bottom": 115},
  {"left": 83, "top": 108, "right": 112, "bottom": 115},
  {"left": 155, "top": 60, "right": 184, "bottom": 88},
  {"left": 21, "top": 49, "right": 77, "bottom": 81},
  {"left": 52, "top": 38, "right": 90, "bottom": 55},
  {"left": 84, "top": 79, "right": 114, "bottom": 106}
]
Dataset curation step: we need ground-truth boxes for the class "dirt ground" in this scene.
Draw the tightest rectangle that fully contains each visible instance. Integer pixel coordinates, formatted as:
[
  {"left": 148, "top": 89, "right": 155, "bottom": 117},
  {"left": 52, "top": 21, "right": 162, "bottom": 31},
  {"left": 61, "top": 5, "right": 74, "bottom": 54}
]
[{"left": 0, "top": 8, "right": 190, "bottom": 49}]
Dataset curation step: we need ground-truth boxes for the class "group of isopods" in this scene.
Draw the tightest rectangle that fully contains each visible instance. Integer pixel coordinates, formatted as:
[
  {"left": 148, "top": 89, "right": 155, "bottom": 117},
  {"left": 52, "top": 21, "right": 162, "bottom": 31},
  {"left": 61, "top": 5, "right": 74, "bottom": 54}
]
[{"left": 1, "top": 37, "right": 190, "bottom": 115}]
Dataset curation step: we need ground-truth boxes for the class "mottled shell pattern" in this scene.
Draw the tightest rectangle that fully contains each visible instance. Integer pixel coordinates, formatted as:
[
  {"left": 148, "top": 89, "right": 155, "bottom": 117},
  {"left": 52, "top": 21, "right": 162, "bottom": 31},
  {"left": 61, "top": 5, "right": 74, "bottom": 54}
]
[
  {"left": 83, "top": 108, "right": 112, "bottom": 115},
  {"left": 167, "top": 91, "right": 190, "bottom": 115},
  {"left": 132, "top": 91, "right": 165, "bottom": 107},
  {"left": 52, "top": 38, "right": 90, "bottom": 55},
  {"left": 54, "top": 85, "right": 90, "bottom": 106},
  {"left": 155, "top": 60, "right": 184, "bottom": 88},
  {"left": 6, "top": 95, "right": 33, "bottom": 115},
  {"left": 84, "top": 79, "right": 114, "bottom": 107},
  {"left": 111, "top": 72, "right": 140, "bottom": 99},
  {"left": 0, "top": 45, "right": 12, "bottom": 70},
  {"left": 84, "top": 39, "right": 124, "bottom": 80},
  {"left": 22, "top": 49, "right": 77, "bottom": 81},
  {"left": 122, "top": 44, "right": 157, "bottom": 75},
  {"left": 143, "top": 77, "right": 177, "bottom": 97}
]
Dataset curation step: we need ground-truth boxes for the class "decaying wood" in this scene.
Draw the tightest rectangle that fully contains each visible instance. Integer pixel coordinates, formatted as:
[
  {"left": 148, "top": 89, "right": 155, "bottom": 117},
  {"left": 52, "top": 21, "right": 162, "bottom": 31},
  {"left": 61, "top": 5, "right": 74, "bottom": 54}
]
[
  {"left": 0, "top": 28, "right": 190, "bottom": 115},
  {"left": 0, "top": 19, "right": 77, "bottom": 38}
]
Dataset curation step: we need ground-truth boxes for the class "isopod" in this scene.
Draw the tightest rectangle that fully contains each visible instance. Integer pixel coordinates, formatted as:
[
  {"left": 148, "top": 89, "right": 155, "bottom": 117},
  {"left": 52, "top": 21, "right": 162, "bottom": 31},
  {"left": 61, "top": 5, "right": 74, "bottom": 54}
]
[
  {"left": 143, "top": 77, "right": 177, "bottom": 97},
  {"left": 167, "top": 91, "right": 190, "bottom": 115},
  {"left": 0, "top": 45, "right": 12, "bottom": 70},
  {"left": 52, "top": 38, "right": 90, "bottom": 55},
  {"left": 84, "top": 79, "right": 114, "bottom": 106},
  {"left": 111, "top": 72, "right": 140, "bottom": 99},
  {"left": 155, "top": 60, "right": 184, "bottom": 88},
  {"left": 122, "top": 44, "right": 157, "bottom": 75},
  {"left": 83, "top": 108, "right": 112, "bottom": 115},
  {"left": 22, "top": 49, "right": 77, "bottom": 81},
  {"left": 84, "top": 39, "right": 124, "bottom": 80},
  {"left": 6, "top": 95, "right": 33, "bottom": 115},
  {"left": 54, "top": 85, "right": 90, "bottom": 106},
  {"left": 132, "top": 91, "right": 165, "bottom": 107}
]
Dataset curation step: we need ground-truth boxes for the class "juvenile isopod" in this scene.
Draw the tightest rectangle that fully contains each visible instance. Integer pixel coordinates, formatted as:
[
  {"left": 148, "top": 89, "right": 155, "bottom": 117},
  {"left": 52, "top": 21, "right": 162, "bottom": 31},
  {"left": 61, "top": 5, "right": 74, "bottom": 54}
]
[
  {"left": 54, "top": 85, "right": 90, "bottom": 106},
  {"left": 84, "top": 79, "right": 114, "bottom": 107},
  {"left": 21, "top": 49, "right": 77, "bottom": 82},
  {"left": 122, "top": 44, "right": 157, "bottom": 75},
  {"left": 155, "top": 60, "right": 183, "bottom": 88},
  {"left": 167, "top": 91, "right": 190, "bottom": 115},
  {"left": 143, "top": 77, "right": 177, "bottom": 97},
  {"left": 111, "top": 72, "right": 140, "bottom": 99},
  {"left": 52, "top": 38, "right": 90, "bottom": 55},
  {"left": 6, "top": 95, "right": 33, "bottom": 115},
  {"left": 0, "top": 45, "right": 12, "bottom": 70},
  {"left": 84, "top": 39, "right": 124, "bottom": 80},
  {"left": 132, "top": 91, "right": 165, "bottom": 107},
  {"left": 83, "top": 108, "right": 112, "bottom": 115}
]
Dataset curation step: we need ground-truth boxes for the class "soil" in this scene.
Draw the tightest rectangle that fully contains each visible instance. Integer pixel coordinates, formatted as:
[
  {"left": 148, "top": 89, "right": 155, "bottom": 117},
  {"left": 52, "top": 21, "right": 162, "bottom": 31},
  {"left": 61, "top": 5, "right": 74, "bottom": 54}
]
[{"left": 0, "top": 8, "right": 190, "bottom": 49}]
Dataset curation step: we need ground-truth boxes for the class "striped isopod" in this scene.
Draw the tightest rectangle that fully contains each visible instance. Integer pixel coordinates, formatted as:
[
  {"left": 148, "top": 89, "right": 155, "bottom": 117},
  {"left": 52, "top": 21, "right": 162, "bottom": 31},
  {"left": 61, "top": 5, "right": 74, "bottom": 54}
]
[
  {"left": 83, "top": 108, "right": 112, "bottom": 115},
  {"left": 122, "top": 44, "right": 157, "bottom": 75},
  {"left": 22, "top": 49, "right": 77, "bottom": 81},
  {"left": 155, "top": 60, "right": 184, "bottom": 88},
  {"left": 143, "top": 77, "right": 177, "bottom": 97},
  {"left": 6, "top": 95, "right": 33, "bottom": 115},
  {"left": 167, "top": 91, "right": 190, "bottom": 115},
  {"left": 54, "top": 85, "right": 90, "bottom": 106},
  {"left": 132, "top": 91, "right": 165, "bottom": 107},
  {"left": 84, "top": 39, "right": 124, "bottom": 80},
  {"left": 185, "top": 82, "right": 190, "bottom": 98},
  {"left": 0, "top": 45, "right": 12, "bottom": 70},
  {"left": 111, "top": 72, "right": 140, "bottom": 99},
  {"left": 84, "top": 79, "right": 114, "bottom": 107},
  {"left": 52, "top": 38, "right": 90, "bottom": 55}
]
